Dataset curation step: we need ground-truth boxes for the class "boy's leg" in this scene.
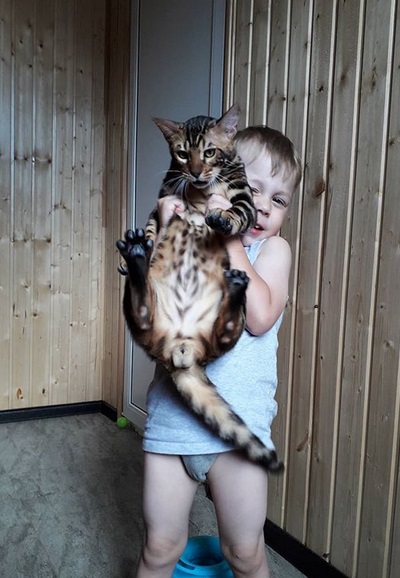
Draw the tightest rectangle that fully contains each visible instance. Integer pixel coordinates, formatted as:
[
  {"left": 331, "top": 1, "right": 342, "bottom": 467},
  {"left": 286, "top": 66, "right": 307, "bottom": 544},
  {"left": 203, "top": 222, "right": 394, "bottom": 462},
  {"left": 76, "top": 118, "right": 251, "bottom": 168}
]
[
  {"left": 136, "top": 452, "right": 199, "bottom": 577},
  {"left": 207, "top": 451, "right": 270, "bottom": 578}
]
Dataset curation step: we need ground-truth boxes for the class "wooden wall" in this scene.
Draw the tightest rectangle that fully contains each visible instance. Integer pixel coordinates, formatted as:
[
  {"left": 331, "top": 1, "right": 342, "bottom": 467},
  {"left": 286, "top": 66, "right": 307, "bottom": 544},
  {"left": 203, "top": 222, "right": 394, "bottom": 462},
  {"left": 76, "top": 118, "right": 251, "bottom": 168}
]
[
  {"left": 0, "top": 0, "right": 129, "bottom": 411},
  {"left": 225, "top": 2, "right": 400, "bottom": 577}
]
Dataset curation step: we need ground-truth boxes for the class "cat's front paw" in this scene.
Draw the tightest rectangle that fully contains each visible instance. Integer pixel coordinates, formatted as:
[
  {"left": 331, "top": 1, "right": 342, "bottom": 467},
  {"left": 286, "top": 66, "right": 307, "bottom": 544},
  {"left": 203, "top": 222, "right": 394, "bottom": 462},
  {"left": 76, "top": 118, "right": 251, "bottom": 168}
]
[
  {"left": 116, "top": 229, "right": 153, "bottom": 275},
  {"left": 205, "top": 210, "right": 233, "bottom": 235}
]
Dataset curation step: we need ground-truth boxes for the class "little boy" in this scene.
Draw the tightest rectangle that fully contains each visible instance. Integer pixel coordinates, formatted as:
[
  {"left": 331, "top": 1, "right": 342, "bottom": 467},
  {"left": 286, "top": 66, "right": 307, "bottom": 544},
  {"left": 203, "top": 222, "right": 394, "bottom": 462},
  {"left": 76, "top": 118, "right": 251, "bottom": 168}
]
[{"left": 136, "top": 126, "right": 302, "bottom": 578}]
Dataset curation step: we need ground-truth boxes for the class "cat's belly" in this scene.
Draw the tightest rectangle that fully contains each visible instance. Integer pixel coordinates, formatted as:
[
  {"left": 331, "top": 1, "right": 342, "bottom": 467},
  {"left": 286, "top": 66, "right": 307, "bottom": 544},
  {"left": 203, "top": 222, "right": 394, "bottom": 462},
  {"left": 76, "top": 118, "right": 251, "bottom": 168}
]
[{"left": 151, "top": 268, "right": 223, "bottom": 339}]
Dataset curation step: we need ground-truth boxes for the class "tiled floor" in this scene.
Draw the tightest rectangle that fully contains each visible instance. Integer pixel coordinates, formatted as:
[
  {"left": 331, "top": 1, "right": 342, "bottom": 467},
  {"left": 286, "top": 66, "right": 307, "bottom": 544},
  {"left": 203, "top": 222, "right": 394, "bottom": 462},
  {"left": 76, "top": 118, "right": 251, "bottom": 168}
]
[{"left": 0, "top": 413, "right": 306, "bottom": 577}]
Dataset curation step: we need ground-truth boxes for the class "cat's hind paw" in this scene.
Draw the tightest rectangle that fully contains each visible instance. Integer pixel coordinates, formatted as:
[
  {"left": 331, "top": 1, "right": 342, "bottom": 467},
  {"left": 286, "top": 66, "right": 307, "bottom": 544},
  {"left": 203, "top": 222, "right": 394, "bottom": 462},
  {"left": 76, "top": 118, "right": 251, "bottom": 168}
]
[
  {"left": 224, "top": 269, "right": 249, "bottom": 303},
  {"left": 116, "top": 229, "right": 153, "bottom": 262},
  {"left": 116, "top": 229, "right": 154, "bottom": 277}
]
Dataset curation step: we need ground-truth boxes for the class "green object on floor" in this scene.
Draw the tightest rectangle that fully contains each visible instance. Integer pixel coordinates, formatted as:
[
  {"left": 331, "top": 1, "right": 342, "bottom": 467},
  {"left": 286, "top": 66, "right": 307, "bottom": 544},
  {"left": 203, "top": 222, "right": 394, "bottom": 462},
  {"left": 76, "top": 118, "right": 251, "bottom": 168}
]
[{"left": 116, "top": 416, "right": 129, "bottom": 428}]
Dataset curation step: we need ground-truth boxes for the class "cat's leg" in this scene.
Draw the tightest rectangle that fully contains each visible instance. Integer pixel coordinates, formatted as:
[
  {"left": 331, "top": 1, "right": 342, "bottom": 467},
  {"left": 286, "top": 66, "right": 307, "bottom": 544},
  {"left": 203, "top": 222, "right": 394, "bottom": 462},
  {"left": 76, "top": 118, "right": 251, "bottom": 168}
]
[
  {"left": 116, "top": 229, "right": 154, "bottom": 330},
  {"left": 144, "top": 208, "right": 159, "bottom": 245},
  {"left": 205, "top": 190, "right": 256, "bottom": 236},
  {"left": 212, "top": 269, "right": 249, "bottom": 351}
]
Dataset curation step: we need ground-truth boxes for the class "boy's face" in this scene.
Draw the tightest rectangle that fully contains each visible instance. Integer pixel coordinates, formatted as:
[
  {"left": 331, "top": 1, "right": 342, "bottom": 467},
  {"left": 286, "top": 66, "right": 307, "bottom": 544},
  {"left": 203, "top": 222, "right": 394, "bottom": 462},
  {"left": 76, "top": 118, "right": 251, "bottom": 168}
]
[{"left": 240, "top": 151, "right": 295, "bottom": 247}]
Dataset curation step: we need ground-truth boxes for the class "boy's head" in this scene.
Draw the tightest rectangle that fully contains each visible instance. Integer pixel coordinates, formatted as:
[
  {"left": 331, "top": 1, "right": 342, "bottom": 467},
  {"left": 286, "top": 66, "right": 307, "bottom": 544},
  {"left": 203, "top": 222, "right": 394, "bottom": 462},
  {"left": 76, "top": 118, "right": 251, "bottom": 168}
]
[
  {"left": 235, "top": 126, "right": 302, "bottom": 190},
  {"left": 234, "top": 126, "right": 302, "bottom": 243}
]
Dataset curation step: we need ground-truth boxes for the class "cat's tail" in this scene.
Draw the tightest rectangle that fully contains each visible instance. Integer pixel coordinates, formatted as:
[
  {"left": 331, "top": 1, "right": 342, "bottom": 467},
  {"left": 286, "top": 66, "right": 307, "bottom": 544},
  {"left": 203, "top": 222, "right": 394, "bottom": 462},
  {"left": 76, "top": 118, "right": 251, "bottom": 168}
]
[{"left": 170, "top": 363, "right": 284, "bottom": 473}]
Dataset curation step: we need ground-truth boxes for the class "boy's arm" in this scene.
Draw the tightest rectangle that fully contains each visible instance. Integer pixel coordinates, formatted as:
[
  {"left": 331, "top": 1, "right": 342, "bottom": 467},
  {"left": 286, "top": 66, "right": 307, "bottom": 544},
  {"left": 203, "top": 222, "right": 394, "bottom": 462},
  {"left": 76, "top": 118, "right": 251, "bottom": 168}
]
[
  {"left": 226, "top": 235, "right": 291, "bottom": 335},
  {"left": 207, "top": 192, "right": 291, "bottom": 335},
  {"left": 155, "top": 196, "right": 185, "bottom": 243}
]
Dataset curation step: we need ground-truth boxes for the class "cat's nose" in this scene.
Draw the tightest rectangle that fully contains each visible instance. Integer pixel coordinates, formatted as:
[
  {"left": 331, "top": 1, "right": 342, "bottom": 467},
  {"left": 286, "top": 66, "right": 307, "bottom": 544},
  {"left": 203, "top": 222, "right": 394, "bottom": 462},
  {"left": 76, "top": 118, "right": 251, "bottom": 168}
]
[{"left": 190, "top": 169, "right": 202, "bottom": 179}]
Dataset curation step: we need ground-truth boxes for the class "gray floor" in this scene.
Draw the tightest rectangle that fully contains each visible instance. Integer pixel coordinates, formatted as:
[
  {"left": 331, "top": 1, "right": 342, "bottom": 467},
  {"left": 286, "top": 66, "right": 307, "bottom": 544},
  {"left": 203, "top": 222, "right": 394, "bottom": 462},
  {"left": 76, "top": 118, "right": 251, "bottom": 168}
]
[{"left": 0, "top": 413, "right": 306, "bottom": 577}]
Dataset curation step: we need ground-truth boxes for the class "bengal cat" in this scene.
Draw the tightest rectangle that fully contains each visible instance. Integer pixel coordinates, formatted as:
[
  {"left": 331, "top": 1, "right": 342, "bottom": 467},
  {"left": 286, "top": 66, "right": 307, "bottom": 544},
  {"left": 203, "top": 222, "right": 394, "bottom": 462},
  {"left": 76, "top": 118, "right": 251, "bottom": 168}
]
[{"left": 117, "top": 105, "right": 283, "bottom": 472}]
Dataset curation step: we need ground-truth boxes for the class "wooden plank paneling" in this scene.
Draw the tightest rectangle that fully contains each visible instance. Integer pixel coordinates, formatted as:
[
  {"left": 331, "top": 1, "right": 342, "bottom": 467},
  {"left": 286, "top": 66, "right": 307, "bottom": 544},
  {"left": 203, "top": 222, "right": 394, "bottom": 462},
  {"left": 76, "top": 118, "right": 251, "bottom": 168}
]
[
  {"left": 0, "top": 0, "right": 108, "bottom": 411},
  {"left": 226, "top": 1, "right": 400, "bottom": 576}
]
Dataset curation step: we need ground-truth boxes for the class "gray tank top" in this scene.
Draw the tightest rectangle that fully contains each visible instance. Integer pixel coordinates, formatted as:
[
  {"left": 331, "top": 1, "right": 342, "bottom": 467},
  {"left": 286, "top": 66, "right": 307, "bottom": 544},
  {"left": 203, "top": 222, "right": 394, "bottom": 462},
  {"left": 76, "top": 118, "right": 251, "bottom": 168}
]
[{"left": 143, "top": 239, "right": 283, "bottom": 454}]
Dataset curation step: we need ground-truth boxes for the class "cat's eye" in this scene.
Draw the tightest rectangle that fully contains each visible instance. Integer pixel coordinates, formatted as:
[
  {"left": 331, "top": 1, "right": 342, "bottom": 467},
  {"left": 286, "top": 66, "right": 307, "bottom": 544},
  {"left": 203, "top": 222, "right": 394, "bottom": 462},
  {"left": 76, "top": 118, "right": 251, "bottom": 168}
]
[
  {"left": 176, "top": 150, "right": 189, "bottom": 161},
  {"left": 204, "top": 148, "right": 216, "bottom": 159}
]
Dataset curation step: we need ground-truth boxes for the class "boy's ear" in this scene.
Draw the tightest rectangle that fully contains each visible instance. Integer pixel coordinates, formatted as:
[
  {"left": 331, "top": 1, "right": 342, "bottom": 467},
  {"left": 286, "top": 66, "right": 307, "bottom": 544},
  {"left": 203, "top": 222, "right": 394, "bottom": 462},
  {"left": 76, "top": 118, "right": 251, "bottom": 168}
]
[{"left": 210, "top": 104, "right": 240, "bottom": 141}]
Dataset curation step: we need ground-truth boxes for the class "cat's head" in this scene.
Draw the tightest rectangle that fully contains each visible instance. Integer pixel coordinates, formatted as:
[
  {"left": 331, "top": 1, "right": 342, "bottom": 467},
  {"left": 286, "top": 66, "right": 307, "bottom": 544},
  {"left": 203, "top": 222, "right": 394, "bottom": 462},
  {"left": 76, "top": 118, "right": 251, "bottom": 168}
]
[{"left": 153, "top": 105, "right": 240, "bottom": 189}]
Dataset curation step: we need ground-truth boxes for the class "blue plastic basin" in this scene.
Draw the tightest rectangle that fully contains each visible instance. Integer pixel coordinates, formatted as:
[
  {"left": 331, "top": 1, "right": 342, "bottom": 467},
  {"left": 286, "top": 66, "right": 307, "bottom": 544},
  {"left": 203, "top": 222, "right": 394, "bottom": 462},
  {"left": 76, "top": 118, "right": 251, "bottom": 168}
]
[{"left": 173, "top": 536, "right": 233, "bottom": 577}]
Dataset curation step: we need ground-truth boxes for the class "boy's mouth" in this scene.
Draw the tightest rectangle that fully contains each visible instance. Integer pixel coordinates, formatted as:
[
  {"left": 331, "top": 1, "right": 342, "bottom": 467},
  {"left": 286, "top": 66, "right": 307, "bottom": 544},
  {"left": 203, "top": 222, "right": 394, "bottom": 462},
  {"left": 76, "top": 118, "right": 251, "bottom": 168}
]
[{"left": 252, "top": 221, "right": 265, "bottom": 232}]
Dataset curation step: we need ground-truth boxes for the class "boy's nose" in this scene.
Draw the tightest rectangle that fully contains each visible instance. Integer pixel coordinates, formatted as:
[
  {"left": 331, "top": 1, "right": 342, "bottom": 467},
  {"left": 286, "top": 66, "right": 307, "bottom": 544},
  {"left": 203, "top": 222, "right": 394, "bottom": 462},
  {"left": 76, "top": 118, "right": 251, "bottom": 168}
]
[{"left": 257, "top": 198, "right": 271, "bottom": 216}]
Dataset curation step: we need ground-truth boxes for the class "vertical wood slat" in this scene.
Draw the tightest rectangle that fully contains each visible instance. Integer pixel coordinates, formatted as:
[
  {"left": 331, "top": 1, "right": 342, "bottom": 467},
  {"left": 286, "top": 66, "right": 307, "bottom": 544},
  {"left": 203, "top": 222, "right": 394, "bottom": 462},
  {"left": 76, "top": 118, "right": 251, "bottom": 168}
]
[
  {"left": 328, "top": 0, "right": 365, "bottom": 573},
  {"left": 12, "top": 0, "right": 35, "bottom": 408},
  {"left": 249, "top": 0, "right": 271, "bottom": 125},
  {"left": 263, "top": 0, "right": 292, "bottom": 528},
  {"left": 0, "top": 0, "right": 13, "bottom": 410},
  {"left": 356, "top": 0, "right": 398, "bottom": 574},
  {"left": 226, "top": 1, "right": 400, "bottom": 577},
  {"left": 278, "top": 0, "right": 312, "bottom": 543},
  {"left": 231, "top": 0, "right": 254, "bottom": 126},
  {"left": 69, "top": 0, "right": 93, "bottom": 403},
  {"left": 50, "top": 0, "right": 75, "bottom": 405},
  {"left": 285, "top": 0, "right": 336, "bottom": 549},
  {"left": 266, "top": 0, "right": 291, "bottom": 132},
  {"left": 385, "top": 9, "right": 400, "bottom": 575},
  {"left": 307, "top": 0, "right": 365, "bottom": 560},
  {"left": 30, "top": 0, "right": 54, "bottom": 408},
  {"left": 87, "top": 0, "right": 106, "bottom": 404}
]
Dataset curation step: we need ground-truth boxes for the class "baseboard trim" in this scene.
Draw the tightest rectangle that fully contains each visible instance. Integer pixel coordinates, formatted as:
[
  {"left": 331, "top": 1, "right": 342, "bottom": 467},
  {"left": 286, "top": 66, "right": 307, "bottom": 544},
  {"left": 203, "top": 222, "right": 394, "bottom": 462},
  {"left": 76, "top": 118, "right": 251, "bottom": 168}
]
[
  {"left": 0, "top": 401, "right": 117, "bottom": 424},
  {"left": 264, "top": 519, "right": 348, "bottom": 578}
]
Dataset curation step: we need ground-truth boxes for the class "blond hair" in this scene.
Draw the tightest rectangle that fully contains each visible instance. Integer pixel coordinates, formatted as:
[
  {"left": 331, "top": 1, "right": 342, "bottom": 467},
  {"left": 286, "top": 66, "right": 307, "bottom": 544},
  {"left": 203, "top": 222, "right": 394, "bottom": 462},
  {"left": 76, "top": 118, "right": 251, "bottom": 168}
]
[{"left": 235, "top": 126, "right": 302, "bottom": 189}]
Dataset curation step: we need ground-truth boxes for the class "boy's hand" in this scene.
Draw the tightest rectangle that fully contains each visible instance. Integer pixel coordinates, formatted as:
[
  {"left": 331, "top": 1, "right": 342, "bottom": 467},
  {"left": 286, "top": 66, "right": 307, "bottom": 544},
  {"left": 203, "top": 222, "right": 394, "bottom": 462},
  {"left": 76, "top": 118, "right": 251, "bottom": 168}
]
[
  {"left": 157, "top": 196, "right": 185, "bottom": 227},
  {"left": 206, "top": 193, "right": 235, "bottom": 235},
  {"left": 206, "top": 193, "right": 232, "bottom": 213}
]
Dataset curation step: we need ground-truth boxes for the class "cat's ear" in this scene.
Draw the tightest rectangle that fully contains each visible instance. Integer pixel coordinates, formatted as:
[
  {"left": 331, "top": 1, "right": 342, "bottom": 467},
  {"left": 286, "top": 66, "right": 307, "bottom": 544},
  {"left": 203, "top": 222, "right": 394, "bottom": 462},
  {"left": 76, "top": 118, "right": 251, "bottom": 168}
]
[
  {"left": 213, "top": 104, "right": 240, "bottom": 140},
  {"left": 153, "top": 117, "right": 181, "bottom": 141}
]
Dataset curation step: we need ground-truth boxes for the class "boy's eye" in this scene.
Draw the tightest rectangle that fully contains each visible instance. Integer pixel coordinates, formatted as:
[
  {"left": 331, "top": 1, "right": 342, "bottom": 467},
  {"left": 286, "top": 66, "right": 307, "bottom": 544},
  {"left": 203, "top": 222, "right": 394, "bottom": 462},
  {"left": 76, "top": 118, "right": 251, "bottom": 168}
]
[
  {"left": 273, "top": 197, "right": 287, "bottom": 207},
  {"left": 176, "top": 150, "right": 189, "bottom": 161},
  {"left": 251, "top": 187, "right": 260, "bottom": 196},
  {"left": 204, "top": 148, "right": 216, "bottom": 159}
]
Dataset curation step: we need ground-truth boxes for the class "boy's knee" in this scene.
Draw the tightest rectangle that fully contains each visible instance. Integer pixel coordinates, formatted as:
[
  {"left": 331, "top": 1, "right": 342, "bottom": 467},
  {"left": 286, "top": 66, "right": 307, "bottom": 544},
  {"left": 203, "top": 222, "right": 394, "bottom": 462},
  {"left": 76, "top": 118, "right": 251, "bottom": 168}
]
[
  {"left": 221, "top": 540, "right": 265, "bottom": 574},
  {"left": 142, "top": 534, "right": 186, "bottom": 570}
]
